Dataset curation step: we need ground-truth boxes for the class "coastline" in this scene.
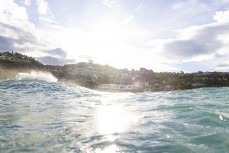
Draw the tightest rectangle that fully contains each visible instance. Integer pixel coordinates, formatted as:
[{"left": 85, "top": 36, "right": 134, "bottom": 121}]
[
  {"left": 1, "top": 51, "right": 229, "bottom": 92},
  {"left": 1, "top": 67, "right": 229, "bottom": 93}
]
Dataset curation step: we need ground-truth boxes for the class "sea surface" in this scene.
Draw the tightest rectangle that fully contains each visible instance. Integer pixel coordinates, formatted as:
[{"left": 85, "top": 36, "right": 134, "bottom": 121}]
[{"left": 1, "top": 72, "right": 229, "bottom": 153}]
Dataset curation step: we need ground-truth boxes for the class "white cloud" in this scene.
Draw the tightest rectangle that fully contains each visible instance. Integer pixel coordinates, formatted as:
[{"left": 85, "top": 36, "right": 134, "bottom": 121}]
[
  {"left": 171, "top": 2, "right": 185, "bottom": 11},
  {"left": 120, "top": 15, "right": 135, "bottom": 25},
  {"left": 169, "top": 0, "right": 211, "bottom": 26},
  {"left": 101, "top": 0, "right": 115, "bottom": 8},
  {"left": 170, "top": 0, "right": 210, "bottom": 13},
  {"left": 0, "top": 0, "right": 35, "bottom": 36},
  {"left": 39, "top": 16, "right": 58, "bottom": 24},
  {"left": 23, "top": 0, "right": 31, "bottom": 6},
  {"left": 134, "top": 3, "right": 143, "bottom": 12},
  {"left": 220, "top": 0, "right": 229, "bottom": 3},
  {"left": 213, "top": 10, "right": 229, "bottom": 23},
  {"left": 0, "top": 0, "right": 70, "bottom": 64},
  {"left": 36, "top": 0, "right": 48, "bottom": 15},
  {"left": 35, "top": 0, "right": 57, "bottom": 27},
  {"left": 1, "top": 0, "right": 229, "bottom": 71},
  {"left": 0, "top": 0, "right": 33, "bottom": 40},
  {"left": 0, "top": 0, "right": 28, "bottom": 22},
  {"left": 149, "top": 9, "right": 229, "bottom": 71},
  {"left": 38, "top": 7, "right": 229, "bottom": 71}
]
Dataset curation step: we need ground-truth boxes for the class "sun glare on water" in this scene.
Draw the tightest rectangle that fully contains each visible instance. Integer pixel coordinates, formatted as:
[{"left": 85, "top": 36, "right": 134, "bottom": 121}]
[
  {"left": 93, "top": 102, "right": 139, "bottom": 153},
  {"left": 96, "top": 105, "right": 130, "bottom": 135},
  {"left": 94, "top": 145, "right": 119, "bottom": 153}
]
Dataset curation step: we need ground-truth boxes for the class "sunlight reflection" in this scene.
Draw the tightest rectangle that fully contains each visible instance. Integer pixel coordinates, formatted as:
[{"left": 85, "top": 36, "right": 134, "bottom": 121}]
[
  {"left": 95, "top": 145, "right": 119, "bottom": 153},
  {"left": 96, "top": 105, "right": 130, "bottom": 135}
]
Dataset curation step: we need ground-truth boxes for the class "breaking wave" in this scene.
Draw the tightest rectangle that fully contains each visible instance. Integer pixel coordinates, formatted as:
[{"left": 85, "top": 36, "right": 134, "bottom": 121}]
[{"left": 14, "top": 71, "right": 58, "bottom": 82}]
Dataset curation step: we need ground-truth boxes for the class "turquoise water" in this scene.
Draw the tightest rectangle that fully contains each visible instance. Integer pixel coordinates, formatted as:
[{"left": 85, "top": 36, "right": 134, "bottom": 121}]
[{"left": 1, "top": 73, "right": 229, "bottom": 153}]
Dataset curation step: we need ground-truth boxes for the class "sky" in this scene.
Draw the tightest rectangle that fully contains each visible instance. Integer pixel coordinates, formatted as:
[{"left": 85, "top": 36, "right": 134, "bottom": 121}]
[{"left": 0, "top": 0, "right": 229, "bottom": 72}]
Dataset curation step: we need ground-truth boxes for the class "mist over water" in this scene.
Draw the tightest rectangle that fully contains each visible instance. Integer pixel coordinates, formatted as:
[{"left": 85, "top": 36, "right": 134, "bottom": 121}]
[{"left": 1, "top": 77, "right": 229, "bottom": 153}]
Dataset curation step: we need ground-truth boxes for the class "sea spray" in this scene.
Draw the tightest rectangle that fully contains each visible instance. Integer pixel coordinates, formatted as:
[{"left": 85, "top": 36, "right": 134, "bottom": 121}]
[
  {"left": 15, "top": 71, "right": 58, "bottom": 82},
  {"left": 0, "top": 69, "right": 19, "bottom": 80}
]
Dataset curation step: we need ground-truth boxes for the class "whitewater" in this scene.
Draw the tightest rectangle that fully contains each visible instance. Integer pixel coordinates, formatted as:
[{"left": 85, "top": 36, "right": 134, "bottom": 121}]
[{"left": 0, "top": 72, "right": 229, "bottom": 153}]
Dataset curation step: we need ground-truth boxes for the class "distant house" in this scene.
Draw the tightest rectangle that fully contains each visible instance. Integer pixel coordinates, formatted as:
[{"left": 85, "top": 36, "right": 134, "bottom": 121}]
[
  {"left": 99, "top": 84, "right": 134, "bottom": 91},
  {"left": 64, "top": 64, "right": 101, "bottom": 77},
  {"left": 45, "top": 65, "right": 62, "bottom": 72},
  {"left": 99, "top": 84, "right": 144, "bottom": 92},
  {"left": 73, "top": 67, "right": 100, "bottom": 77}
]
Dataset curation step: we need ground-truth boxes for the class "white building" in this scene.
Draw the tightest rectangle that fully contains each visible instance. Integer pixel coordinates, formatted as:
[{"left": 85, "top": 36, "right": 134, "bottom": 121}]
[
  {"left": 67, "top": 66, "right": 101, "bottom": 77},
  {"left": 99, "top": 84, "right": 134, "bottom": 91}
]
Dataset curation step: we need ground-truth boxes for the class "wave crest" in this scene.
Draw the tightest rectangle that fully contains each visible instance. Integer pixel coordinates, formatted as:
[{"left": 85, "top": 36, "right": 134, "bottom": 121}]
[{"left": 15, "top": 71, "right": 57, "bottom": 82}]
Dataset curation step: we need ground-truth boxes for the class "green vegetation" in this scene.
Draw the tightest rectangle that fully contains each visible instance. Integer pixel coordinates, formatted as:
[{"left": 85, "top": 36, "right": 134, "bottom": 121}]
[
  {"left": 0, "top": 52, "right": 43, "bottom": 69},
  {"left": 1, "top": 51, "right": 229, "bottom": 91}
]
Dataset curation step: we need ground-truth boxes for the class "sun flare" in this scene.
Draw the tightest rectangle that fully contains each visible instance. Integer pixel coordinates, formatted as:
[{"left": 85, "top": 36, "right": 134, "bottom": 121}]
[{"left": 54, "top": 19, "right": 149, "bottom": 69}]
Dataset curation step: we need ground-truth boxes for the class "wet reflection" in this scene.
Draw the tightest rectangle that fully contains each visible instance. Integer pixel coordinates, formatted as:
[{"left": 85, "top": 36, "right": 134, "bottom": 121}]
[
  {"left": 96, "top": 105, "right": 130, "bottom": 135},
  {"left": 95, "top": 145, "right": 119, "bottom": 153}
]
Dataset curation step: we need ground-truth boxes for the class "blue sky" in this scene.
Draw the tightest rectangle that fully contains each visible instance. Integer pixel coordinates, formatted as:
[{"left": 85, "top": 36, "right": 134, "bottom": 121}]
[{"left": 0, "top": 0, "right": 229, "bottom": 72}]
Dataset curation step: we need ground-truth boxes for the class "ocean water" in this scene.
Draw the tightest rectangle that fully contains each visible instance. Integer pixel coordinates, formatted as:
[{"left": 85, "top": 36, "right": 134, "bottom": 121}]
[{"left": 1, "top": 72, "right": 229, "bottom": 153}]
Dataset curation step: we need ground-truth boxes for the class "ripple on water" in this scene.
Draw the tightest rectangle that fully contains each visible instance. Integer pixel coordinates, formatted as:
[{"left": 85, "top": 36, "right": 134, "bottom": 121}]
[{"left": 1, "top": 80, "right": 229, "bottom": 152}]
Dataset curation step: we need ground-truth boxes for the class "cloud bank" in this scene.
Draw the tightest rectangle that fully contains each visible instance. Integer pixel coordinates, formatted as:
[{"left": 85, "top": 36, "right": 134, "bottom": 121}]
[
  {"left": 149, "top": 9, "right": 229, "bottom": 71},
  {"left": 0, "top": 0, "right": 229, "bottom": 71},
  {"left": 0, "top": 0, "right": 73, "bottom": 65}
]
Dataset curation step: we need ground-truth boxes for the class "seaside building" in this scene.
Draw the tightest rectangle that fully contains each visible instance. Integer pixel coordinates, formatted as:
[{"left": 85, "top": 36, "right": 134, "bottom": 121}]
[
  {"left": 100, "top": 84, "right": 134, "bottom": 90},
  {"left": 45, "top": 65, "right": 62, "bottom": 72},
  {"left": 64, "top": 64, "right": 101, "bottom": 77}
]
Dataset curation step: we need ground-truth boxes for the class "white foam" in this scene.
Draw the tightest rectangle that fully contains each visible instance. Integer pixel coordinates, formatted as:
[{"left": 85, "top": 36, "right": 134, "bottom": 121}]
[{"left": 15, "top": 71, "right": 58, "bottom": 82}]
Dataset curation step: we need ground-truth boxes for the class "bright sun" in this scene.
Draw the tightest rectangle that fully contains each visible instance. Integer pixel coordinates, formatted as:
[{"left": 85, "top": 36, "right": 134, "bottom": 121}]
[{"left": 55, "top": 19, "right": 146, "bottom": 69}]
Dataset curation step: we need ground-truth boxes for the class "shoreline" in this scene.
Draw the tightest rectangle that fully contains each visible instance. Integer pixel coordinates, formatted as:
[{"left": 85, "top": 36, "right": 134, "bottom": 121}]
[
  {"left": 1, "top": 68, "right": 229, "bottom": 93},
  {"left": 1, "top": 51, "right": 229, "bottom": 92}
]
